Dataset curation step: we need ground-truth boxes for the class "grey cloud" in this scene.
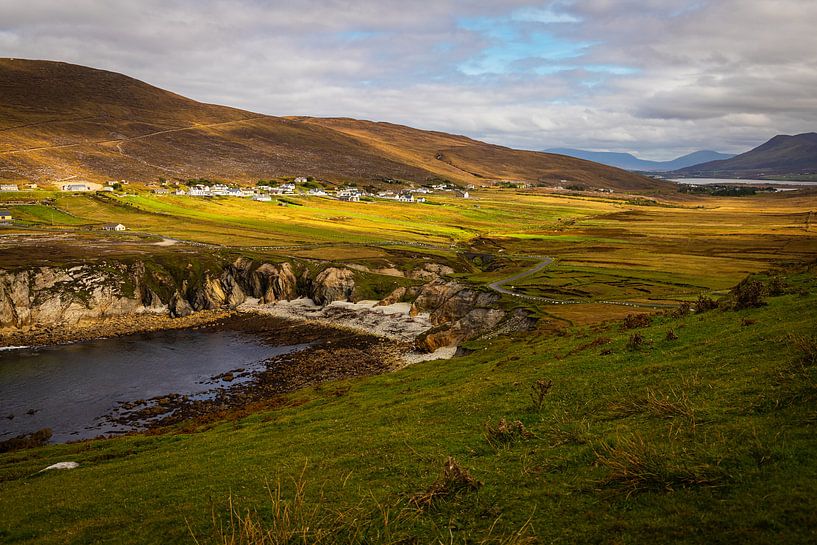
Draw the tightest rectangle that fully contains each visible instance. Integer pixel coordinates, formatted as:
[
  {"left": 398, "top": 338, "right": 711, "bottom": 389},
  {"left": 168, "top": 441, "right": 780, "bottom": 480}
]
[{"left": 0, "top": 0, "right": 815, "bottom": 159}]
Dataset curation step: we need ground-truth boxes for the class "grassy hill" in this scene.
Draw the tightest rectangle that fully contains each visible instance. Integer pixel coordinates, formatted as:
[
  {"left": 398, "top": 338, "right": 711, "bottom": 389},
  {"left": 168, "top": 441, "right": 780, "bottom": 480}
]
[
  {"left": 0, "top": 58, "right": 663, "bottom": 191},
  {"left": 1, "top": 271, "right": 816, "bottom": 544},
  {"left": 0, "top": 182, "right": 816, "bottom": 542}
]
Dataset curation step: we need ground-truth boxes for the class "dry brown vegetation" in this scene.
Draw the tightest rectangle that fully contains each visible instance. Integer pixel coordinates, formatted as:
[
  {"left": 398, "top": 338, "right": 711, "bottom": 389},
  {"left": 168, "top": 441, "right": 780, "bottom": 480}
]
[{"left": 0, "top": 59, "right": 661, "bottom": 190}]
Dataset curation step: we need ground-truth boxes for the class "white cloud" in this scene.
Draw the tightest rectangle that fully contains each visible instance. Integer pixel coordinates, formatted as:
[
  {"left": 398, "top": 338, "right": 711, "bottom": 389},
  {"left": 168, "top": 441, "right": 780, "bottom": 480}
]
[{"left": 0, "top": 0, "right": 815, "bottom": 159}]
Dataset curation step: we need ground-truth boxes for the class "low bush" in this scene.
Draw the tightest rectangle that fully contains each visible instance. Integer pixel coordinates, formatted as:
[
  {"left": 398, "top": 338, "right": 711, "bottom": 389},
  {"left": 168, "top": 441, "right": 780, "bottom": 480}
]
[
  {"left": 485, "top": 418, "right": 533, "bottom": 448},
  {"left": 409, "top": 457, "right": 482, "bottom": 509},
  {"left": 622, "top": 313, "right": 652, "bottom": 329},
  {"left": 529, "top": 379, "right": 553, "bottom": 411}
]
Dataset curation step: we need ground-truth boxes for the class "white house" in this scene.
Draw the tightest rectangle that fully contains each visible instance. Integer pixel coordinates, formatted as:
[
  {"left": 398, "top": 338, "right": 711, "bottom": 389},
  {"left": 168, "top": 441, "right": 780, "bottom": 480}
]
[
  {"left": 457, "top": 190, "right": 470, "bottom": 199},
  {"left": 175, "top": 189, "right": 187, "bottom": 196},
  {"left": 189, "top": 186, "right": 211, "bottom": 197},
  {"left": 62, "top": 183, "right": 90, "bottom": 192},
  {"left": 397, "top": 192, "right": 415, "bottom": 202},
  {"left": 0, "top": 184, "right": 19, "bottom": 192},
  {"left": 253, "top": 194, "right": 272, "bottom": 202},
  {"left": 280, "top": 183, "right": 296, "bottom": 194},
  {"left": 294, "top": 177, "right": 308, "bottom": 184},
  {"left": 307, "top": 188, "right": 327, "bottom": 197},
  {"left": 101, "top": 223, "right": 126, "bottom": 231}
]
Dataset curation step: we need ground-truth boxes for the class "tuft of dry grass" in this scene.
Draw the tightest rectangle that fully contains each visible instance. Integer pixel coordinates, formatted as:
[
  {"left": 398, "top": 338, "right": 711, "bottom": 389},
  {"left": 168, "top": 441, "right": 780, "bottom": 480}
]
[
  {"left": 485, "top": 418, "right": 533, "bottom": 448},
  {"left": 789, "top": 333, "right": 817, "bottom": 369},
  {"left": 594, "top": 432, "right": 727, "bottom": 496},
  {"left": 409, "top": 457, "right": 482, "bottom": 509},
  {"left": 609, "top": 388, "right": 696, "bottom": 422},
  {"left": 198, "top": 468, "right": 409, "bottom": 545}
]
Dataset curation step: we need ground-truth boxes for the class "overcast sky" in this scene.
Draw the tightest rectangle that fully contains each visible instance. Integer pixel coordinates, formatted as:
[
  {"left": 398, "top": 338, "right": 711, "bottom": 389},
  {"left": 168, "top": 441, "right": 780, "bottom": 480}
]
[{"left": 1, "top": 0, "right": 815, "bottom": 159}]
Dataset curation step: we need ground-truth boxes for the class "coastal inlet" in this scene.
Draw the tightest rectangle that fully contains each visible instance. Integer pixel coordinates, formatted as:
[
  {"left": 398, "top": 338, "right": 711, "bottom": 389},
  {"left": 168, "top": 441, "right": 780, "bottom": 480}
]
[{"left": 0, "top": 315, "right": 401, "bottom": 444}]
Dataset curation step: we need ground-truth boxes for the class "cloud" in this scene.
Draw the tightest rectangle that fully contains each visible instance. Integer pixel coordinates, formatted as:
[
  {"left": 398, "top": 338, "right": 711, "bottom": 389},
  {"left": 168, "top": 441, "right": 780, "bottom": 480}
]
[{"left": 0, "top": 0, "right": 815, "bottom": 158}]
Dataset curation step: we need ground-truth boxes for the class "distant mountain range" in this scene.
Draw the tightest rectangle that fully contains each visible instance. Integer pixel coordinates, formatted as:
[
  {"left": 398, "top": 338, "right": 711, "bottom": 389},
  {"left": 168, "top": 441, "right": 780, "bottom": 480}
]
[
  {"left": 674, "top": 132, "right": 817, "bottom": 178},
  {"left": 544, "top": 148, "right": 735, "bottom": 172}
]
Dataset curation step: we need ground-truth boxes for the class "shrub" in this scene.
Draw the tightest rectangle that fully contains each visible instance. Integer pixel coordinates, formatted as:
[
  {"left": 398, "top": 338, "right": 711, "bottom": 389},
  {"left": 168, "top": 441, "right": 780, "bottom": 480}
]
[
  {"left": 485, "top": 418, "right": 533, "bottom": 448},
  {"left": 622, "top": 313, "right": 652, "bottom": 329},
  {"left": 731, "top": 278, "right": 767, "bottom": 309},
  {"left": 695, "top": 294, "right": 718, "bottom": 313},
  {"left": 626, "top": 333, "right": 648, "bottom": 351},
  {"left": 529, "top": 378, "right": 553, "bottom": 411},
  {"left": 673, "top": 301, "right": 692, "bottom": 317},
  {"left": 665, "top": 329, "right": 679, "bottom": 341},
  {"left": 409, "top": 457, "right": 482, "bottom": 509}
]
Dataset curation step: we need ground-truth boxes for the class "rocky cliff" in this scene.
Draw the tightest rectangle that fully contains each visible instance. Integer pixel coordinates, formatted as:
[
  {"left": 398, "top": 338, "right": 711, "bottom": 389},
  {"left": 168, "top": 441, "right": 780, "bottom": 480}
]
[
  {"left": 0, "top": 257, "right": 317, "bottom": 330},
  {"left": 0, "top": 255, "right": 528, "bottom": 348}
]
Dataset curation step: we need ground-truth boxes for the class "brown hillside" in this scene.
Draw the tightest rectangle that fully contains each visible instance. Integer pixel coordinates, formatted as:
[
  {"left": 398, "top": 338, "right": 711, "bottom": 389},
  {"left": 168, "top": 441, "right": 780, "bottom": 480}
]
[{"left": 0, "top": 58, "right": 663, "bottom": 190}]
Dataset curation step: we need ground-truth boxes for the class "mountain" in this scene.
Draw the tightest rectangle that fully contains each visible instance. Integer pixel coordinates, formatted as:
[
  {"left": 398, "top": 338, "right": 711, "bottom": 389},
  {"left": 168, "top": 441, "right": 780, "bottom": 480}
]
[
  {"left": 545, "top": 148, "right": 735, "bottom": 171},
  {"left": 674, "top": 133, "right": 817, "bottom": 177},
  {"left": 0, "top": 59, "right": 663, "bottom": 191}
]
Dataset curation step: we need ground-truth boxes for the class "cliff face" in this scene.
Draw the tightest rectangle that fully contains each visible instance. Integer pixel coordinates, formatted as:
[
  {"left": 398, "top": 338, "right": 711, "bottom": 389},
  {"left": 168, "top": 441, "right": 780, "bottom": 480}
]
[
  {"left": 0, "top": 255, "right": 527, "bottom": 349},
  {"left": 0, "top": 257, "right": 305, "bottom": 330}
]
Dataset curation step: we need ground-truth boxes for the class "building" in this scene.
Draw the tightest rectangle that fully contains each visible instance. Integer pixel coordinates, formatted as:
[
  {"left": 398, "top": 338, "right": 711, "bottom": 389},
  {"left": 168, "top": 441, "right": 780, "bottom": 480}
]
[
  {"left": 101, "top": 223, "right": 126, "bottom": 231},
  {"left": 253, "top": 194, "right": 272, "bottom": 202},
  {"left": 0, "top": 184, "right": 19, "bottom": 192},
  {"left": 99, "top": 186, "right": 115, "bottom": 192},
  {"left": 307, "top": 188, "right": 327, "bottom": 197},
  {"left": 153, "top": 188, "right": 169, "bottom": 195},
  {"left": 0, "top": 210, "right": 12, "bottom": 222},
  {"left": 188, "top": 186, "right": 211, "bottom": 197},
  {"left": 338, "top": 193, "right": 360, "bottom": 202},
  {"left": 294, "top": 177, "right": 308, "bottom": 184},
  {"left": 457, "top": 190, "right": 470, "bottom": 199},
  {"left": 62, "top": 183, "right": 90, "bottom": 192}
]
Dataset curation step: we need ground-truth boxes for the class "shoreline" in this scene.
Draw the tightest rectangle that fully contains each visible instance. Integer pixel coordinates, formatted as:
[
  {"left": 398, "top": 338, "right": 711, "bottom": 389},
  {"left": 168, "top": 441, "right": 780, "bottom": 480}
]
[{"left": 0, "top": 298, "right": 454, "bottom": 363}]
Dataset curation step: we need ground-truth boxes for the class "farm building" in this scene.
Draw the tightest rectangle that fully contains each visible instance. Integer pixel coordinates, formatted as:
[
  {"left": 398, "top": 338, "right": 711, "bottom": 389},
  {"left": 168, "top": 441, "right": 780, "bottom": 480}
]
[
  {"left": 0, "top": 184, "right": 19, "bottom": 191},
  {"left": 62, "top": 183, "right": 90, "bottom": 192},
  {"left": 0, "top": 210, "right": 12, "bottom": 222},
  {"left": 101, "top": 223, "right": 126, "bottom": 231}
]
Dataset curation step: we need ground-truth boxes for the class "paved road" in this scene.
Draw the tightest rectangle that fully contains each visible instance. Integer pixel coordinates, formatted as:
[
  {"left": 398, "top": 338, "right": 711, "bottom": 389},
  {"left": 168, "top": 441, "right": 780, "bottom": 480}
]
[{"left": 487, "top": 256, "right": 677, "bottom": 309}]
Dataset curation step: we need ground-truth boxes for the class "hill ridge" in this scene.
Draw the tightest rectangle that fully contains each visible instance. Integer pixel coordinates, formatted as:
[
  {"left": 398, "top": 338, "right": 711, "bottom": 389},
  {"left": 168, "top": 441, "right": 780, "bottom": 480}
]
[{"left": 0, "top": 58, "right": 661, "bottom": 190}]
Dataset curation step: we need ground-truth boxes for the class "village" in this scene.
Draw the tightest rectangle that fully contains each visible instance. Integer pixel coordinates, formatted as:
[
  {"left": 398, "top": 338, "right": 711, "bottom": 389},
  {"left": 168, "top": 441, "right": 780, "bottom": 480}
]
[{"left": 0, "top": 177, "right": 472, "bottom": 203}]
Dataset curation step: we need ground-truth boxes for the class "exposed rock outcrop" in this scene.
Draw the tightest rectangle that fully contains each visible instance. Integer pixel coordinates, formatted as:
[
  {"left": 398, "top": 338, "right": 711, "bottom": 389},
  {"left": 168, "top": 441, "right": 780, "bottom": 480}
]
[
  {"left": 0, "top": 255, "right": 522, "bottom": 351},
  {"left": 310, "top": 267, "right": 355, "bottom": 306}
]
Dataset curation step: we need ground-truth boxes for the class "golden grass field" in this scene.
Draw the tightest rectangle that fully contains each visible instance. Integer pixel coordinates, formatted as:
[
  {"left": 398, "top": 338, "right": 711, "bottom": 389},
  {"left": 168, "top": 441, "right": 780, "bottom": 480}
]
[{"left": 2, "top": 186, "right": 814, "bottom": 326}]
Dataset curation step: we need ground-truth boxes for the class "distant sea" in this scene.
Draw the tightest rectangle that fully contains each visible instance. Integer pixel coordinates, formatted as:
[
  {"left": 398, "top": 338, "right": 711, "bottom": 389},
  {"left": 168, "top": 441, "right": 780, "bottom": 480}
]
[{"left": 669, "top": 178, "right": 815, "bottom": 186}]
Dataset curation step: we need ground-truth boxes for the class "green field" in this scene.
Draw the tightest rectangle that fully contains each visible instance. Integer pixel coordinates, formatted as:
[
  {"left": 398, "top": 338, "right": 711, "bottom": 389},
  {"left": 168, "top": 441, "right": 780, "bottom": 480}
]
[
  {"left": 1, "top": 276, "right": 816, "bottom": 543},
  {"left": 1, "top": 187, "right": 817, "bottom": 543}
]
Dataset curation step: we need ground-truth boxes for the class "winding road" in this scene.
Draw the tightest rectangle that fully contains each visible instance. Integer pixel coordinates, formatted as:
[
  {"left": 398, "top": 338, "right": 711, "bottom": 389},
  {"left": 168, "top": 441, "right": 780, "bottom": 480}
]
[{"left": 487, "top": 256, "right": 678, "bottom": 309}]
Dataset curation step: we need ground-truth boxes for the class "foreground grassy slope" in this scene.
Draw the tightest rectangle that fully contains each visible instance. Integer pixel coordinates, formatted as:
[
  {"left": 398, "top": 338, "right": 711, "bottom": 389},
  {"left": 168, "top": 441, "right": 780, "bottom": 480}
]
[
  {"left": 1, "top": 276, "right": 816, "bottom": 543},
  {"left": 0, "top": 58, "right": 661, "bottom": 190}
]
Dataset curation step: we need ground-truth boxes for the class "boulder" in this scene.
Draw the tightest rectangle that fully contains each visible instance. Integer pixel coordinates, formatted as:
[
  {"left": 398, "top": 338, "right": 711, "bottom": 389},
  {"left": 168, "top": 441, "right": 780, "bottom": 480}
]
[{"left": 310, "top": 267, "right": 355, "bottom": 305}]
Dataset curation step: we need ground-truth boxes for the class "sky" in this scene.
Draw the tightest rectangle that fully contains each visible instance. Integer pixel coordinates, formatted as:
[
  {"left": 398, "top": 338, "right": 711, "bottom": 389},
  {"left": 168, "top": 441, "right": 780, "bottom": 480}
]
[{"left": 0, "top": 0, "right": 815, "bottom": 159}]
